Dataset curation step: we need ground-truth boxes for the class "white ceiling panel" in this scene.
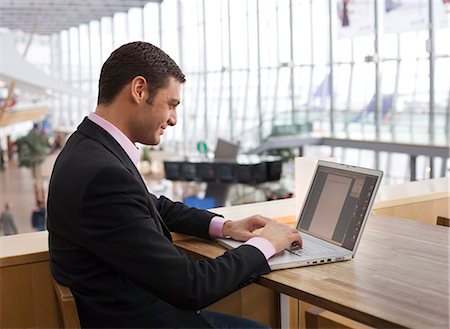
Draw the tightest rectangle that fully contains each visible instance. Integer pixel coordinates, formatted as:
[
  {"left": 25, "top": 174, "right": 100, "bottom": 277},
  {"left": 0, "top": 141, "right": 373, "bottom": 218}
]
[
  {"left": 0, "top": 0, "right": 161, "bottom": 35},
  {"left": 0, "top": 33, "right": 89, "bottom": 96}
]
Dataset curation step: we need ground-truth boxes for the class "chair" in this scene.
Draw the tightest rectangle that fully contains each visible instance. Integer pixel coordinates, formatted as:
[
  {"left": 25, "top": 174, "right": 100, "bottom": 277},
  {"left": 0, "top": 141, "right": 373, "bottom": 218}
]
[
  {"left": 52, "top": 277, "right": 81, "bottom": 329},
  {"left": 436, "top": 216, "right": 449, "bottom": 227}
]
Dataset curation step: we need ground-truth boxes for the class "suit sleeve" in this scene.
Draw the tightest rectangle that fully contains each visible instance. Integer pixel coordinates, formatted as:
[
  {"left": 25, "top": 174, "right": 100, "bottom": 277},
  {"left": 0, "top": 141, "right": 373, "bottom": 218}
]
[
  {"left": 150, "top": 193, "right": 219, "bottom": 239},
  {"left": 80, "top": 165, "right": 270, "bottom": 310}
]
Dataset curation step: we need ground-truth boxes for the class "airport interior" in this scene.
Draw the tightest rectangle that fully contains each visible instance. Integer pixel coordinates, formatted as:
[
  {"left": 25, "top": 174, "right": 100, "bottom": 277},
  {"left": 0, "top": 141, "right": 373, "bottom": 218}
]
[{"left": 0, "top": 1, "right": 449, "bottom": 328}]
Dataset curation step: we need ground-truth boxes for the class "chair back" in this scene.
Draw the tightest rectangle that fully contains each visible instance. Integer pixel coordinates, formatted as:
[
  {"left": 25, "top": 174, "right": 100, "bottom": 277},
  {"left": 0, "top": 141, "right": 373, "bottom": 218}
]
[
  {"left": 52, "top": 278, "right": 81, "bottom": 329},
  {"left": 437, "top": 216, "right": 449, "bottom": 227}
]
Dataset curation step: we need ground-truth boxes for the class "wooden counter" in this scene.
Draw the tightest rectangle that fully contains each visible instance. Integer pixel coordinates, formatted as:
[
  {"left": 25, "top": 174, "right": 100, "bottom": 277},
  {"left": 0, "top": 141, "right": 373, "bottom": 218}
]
[
  {"left": 1, "top": 177, "right": 448, "bottom": 328},
  {"left": 373, "top": 177, "right": 449, "bottom": 224},
  {"left": 0, "top": 232, "right": 60, "bottom": 328}
]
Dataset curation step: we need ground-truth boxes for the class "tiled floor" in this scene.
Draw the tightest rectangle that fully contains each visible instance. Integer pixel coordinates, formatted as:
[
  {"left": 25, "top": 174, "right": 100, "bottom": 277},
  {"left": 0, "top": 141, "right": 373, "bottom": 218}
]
[
  {"left": 0, "top": 161, "right": 38, "bottom": 234},
  {"left": 0, "top": 153, "right": 58, "bottom": 235}
]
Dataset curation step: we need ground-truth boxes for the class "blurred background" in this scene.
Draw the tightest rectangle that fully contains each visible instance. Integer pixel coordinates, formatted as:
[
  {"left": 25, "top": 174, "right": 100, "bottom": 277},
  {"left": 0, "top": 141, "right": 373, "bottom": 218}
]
[{"left": 0, "top": 0, "right": 449, "bottom": 235}]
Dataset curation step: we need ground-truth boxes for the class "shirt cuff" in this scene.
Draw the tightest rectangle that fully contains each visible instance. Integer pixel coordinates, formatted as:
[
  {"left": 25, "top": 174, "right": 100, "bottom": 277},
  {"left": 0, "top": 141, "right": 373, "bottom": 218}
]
[
  {"left": 245, "top": 237, "right": 276, "bottom": 260},
  {"left": 209, "top": 216, "right": 228, "bottom": 238}
]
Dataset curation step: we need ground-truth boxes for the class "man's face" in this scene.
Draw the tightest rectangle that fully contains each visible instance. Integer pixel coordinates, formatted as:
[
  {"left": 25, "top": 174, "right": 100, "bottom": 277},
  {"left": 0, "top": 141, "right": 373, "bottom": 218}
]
[{"left": 134, "top": 77, "right": 181, "bottom": 145}]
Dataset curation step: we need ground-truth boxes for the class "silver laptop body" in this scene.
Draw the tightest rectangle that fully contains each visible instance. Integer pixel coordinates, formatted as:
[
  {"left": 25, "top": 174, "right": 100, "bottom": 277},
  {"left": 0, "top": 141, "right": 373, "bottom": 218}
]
[{"left": 217, "top": 160, "right": 383, "bottom": 270}]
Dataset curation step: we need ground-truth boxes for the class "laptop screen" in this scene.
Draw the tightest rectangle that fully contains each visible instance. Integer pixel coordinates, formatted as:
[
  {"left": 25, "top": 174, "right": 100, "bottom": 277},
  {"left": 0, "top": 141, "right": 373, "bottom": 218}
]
[{"left": 296, "top": 163, "right": 381, "bottom": 251}]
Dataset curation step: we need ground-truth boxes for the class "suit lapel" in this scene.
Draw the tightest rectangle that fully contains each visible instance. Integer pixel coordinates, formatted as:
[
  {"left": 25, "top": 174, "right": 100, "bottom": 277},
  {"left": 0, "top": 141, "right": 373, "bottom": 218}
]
[
  {"left": 77, "top": 118, "right": 138, "bottom": 178},
  {"left": 76, "top": 118, "right": 172, "bottom": 239}
]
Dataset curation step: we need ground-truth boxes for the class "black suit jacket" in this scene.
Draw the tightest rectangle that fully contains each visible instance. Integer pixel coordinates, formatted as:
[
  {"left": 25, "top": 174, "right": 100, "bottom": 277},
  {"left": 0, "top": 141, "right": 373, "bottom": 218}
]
[{"left": 47, "top": 118, "right": 270, "bottom": 328}]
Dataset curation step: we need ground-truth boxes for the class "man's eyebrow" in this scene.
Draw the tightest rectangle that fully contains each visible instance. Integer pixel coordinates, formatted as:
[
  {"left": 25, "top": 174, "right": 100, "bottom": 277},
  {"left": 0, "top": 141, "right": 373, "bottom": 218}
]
[{"left": 169, "top": 98, "right": 180, "bottom": 106}]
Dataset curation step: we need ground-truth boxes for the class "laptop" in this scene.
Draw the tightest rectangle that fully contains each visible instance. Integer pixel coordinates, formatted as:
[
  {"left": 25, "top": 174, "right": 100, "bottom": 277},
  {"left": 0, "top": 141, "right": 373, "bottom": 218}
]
[{"left": 217, "top": 160, "right": 383, "bottom": 270}]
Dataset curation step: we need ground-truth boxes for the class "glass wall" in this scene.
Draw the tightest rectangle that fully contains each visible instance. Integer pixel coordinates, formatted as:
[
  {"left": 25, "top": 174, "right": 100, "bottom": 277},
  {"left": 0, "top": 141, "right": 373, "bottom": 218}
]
[{"left": 14, "top": 0, "right": 449, "bottom": 183}]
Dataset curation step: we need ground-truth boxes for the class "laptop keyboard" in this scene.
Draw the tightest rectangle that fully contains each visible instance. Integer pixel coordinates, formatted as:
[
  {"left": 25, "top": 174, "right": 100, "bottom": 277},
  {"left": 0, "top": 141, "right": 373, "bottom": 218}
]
[{"left": 286, "top": 239, "right": 335, "bottom": 257}]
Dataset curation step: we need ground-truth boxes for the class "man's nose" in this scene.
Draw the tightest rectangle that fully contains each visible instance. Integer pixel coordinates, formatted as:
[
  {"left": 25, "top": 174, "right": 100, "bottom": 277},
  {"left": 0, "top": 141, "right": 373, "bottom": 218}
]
[{"left": 168, "top": 110, "right": 177, "bottom": 126}]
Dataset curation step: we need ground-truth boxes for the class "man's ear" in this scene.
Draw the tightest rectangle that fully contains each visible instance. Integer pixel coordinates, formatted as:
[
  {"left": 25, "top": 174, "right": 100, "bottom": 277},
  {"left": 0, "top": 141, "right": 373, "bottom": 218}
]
[{"left": 130, "top": 76, "right": 147, "bottom": 104}]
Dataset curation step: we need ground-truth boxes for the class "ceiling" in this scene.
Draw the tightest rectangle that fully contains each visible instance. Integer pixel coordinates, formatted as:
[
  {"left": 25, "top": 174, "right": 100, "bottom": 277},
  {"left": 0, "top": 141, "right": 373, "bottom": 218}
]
[{"left": 0, "top": 0, "right": 161, "bottom": 35}]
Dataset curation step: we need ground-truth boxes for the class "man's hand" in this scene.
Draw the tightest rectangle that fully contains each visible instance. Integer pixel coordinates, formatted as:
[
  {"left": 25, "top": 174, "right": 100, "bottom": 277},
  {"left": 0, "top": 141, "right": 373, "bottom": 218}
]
[
  {"left": 221, "top": 215, "right": 302, "bottom": 254},
  {"left": 222, "top": 215, "right": 273, "bottom": 241},
  {"left": 258, "top": 222, "right": 302, "bottom": 254}
]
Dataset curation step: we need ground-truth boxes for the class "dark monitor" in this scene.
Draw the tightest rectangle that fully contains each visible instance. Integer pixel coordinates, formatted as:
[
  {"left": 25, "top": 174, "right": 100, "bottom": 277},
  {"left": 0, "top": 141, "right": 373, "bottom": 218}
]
[
  {"left": 181, "top": 162, "right": 197, "bottom": 181},
  {"left": 217, "top": 163, "right": 236, "bottom": 182},
  {"left": 164, "top": 161, "right": 182, "bottom": 180},
  {"left": 252, "top": 162, "right": 268, "bottom": 184},
  {"left": 267, "top": 160, "right": 282, "bottom": 181},
  {"left": 197, "top": 162, "right": 217, "bottom": 182},
  {"left": 236, "top": 165, "right": 253, "bottom": 184}
]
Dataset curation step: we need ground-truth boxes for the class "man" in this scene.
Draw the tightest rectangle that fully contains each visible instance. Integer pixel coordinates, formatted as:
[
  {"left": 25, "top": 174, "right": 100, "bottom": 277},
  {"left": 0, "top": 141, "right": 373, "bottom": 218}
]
[
  {"left": 47, "top": 41, "right": 301, "bottom": 328},
  {"left": 0, "top": 146, "right": 5, "bottom": 170},
  {"left": 31, "top": 201, "right": 46, "bottom": 231},
  {"left": 0, "top": 202, "right": 18, "bottom": 235}
]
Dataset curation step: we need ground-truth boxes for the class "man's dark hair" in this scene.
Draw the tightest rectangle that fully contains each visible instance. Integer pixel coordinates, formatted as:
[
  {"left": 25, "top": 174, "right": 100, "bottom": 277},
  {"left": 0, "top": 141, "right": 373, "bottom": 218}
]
[{"left": 97, "top": 42, "right": 185, "bottom": 105}]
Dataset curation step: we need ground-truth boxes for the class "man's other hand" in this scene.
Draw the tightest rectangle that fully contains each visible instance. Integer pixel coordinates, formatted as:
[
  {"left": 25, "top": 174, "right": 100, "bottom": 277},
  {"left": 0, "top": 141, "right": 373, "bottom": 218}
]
[{"left": 222, "top": 215, "right": 273, "bottom": 241}]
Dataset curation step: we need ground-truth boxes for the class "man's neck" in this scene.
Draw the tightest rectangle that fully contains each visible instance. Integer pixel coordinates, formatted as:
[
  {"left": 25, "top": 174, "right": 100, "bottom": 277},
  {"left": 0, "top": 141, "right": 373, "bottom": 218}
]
[{"left": 95, "top": 104, "right": 132, "bottom": 141}]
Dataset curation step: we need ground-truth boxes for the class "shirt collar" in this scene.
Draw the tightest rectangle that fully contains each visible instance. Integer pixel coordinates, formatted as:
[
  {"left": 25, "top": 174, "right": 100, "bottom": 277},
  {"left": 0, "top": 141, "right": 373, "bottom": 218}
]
[{"left": 87, "top": 112, "right": 140, "bottom": 166}]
